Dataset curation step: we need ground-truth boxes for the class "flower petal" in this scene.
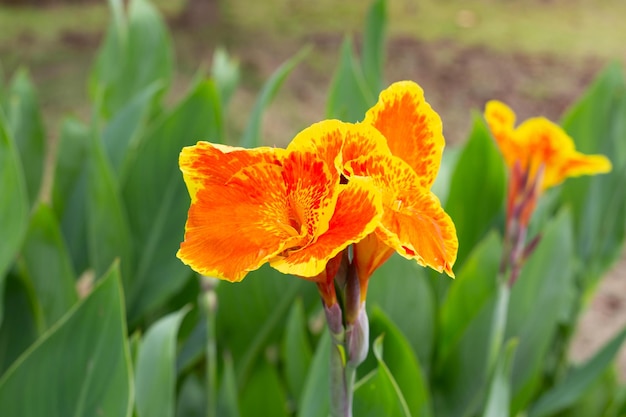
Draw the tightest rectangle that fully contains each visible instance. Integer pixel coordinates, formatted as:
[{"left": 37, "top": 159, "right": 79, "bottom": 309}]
[
  {"left": 271, "top": 176, "right": 383, "bottom": 278},
  {"left": 347, "top": 153, "right": 457, "bottom": 276},
  {"left": 282, "top": 149, "right": 339, "bottom": 240},
  {"left": 353, "top": 233, "right": 395, "bottom": 285},
  {"left": 179, "top": 142, "right": 284, "bottom": 201},
  {"left": 364, "top": 81, "right": 444, "bottom": 189},
  {"left": 552, "top": 152, "right": 612, "bottom": 189},
  {"left": 177, "top": 161, "right": 303, "bottom": 282},
  {"left": 286, "top": 120, "right": 391, "bottom": 181}
]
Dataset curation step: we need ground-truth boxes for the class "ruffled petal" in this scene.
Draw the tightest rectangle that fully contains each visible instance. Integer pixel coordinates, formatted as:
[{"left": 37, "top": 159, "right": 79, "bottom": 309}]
[
  {"left": 282, "top": 149, "right": 339, "bottom": 240},
  {"left": 271, "top": 177, "right": 383, "bottom": 278},
  {"left": 376, "top": 189, "right": 458, "bottom": 277},
  {"left": 286, "top": 120, "right": 391, "bottom": 181},
  {"left": 364, "top": 81, "right": 444, "bottom": 189},
  {"left": 551, "top": 152, "right": 612, "bottom": 189},
  {"left": 484, "top": 100, "right": 524, "bottom": 168},
  {"left": 180, "top": 142, "right": 284, "bottom": 201},
  {"left": 177, "top": 161, "right": 303, "bottom": 282},
  {"left": 347, "top": 153, "right": 457, "bottom": 276}
]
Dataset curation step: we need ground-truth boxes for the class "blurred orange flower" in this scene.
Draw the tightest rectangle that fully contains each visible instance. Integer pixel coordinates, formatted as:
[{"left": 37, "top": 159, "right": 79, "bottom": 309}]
[
  {"left": 177, "top": 81, "right": 458, "bottom": 304},
  {"left": 484, "top": 100, "right": 612, "bottom": 191}
]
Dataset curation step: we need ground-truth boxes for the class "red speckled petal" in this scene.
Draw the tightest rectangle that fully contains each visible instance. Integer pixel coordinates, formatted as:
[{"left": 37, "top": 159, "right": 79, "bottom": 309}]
[
  {"left": 177, "top": 162, "right": 303, "bottom": 282},
  {"left": 271, "top": 177, "right": 383, "bottom": 278}
]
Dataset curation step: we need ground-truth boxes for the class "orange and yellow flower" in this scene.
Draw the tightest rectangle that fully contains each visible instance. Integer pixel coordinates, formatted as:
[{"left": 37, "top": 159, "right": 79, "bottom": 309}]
[
  {"left": 177, "top": 81, "right": 458, "bottom": 303},
  {"left": 484, "top": 100, "right": 612, "bottom": 191}
]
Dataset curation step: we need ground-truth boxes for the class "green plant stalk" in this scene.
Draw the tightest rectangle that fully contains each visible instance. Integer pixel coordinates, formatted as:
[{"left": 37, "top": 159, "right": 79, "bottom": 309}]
[{"left": 201, "top": 276, "right": 218, "bottom": 417}]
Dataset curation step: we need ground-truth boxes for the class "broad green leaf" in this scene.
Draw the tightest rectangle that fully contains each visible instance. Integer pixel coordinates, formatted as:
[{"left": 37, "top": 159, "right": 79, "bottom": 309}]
[
  {"left": 326, "top": 36, "right": 373, "bottom": 122},
  {"left": 102, "top": 81, "right": 163, "bottom": 174},
  {"left": 239, "top": 47, "right": 309, "bottom": 148},
  {"left": 0, "top": 273, "right": 38, "bottom": 376},
  {"left": 353, "top": 336, "right": 411, "bottom": 417},
  {"left": 481, "top": 339, "right": 517, "bottom": 417},
  {"left": 559, "top": 63, "right": 626, "bottom": 288},
  {"left": 528, "top": 327, "right": 626, "bottom": 417},
  {"left": 0, "top": 262, "right": 133, "bottom": 417},
  {"left": 5, "top": 68, "right": 45, "bottom": 205},
  {"left": 282, "top": 298, "right": 313, "bottom": 404},
  {"left": 361, "top": 0, "right": 387, "bottom": 96},
  {"left": 507, "top": 209, "right": 576, "bottom": 414},
  {"left": 91, "top": 0, "right": 172, "bottom": 117},
  {"left": 365, "top": 308, "right": 433, "bottom": 417},
  {"left": 121, "top": 80, "right": 222, "bottom": 323},
  {"left": 438, "top": 232, "right": 502, "bottom": 367},
  {"left": 0, "top": 114, "right": 29, "bottom": 323},
  {"left": 87, "top": 124, "right": 133, "bottom": 288},
  {"left": 367, "top": 254, "right": 435, "bottom": 369},
  {"left": 212, "top": 47, "right": 240, "bottom": 113},
  {"left": 217, "top": 354, "right": 241, "bottom": 417},
  {"left": 239, "top": 360, "right": 289, "bottom": 417},
  {"left": 445, "top": 113, "right": 506, "bottom": 269},
  {"left": 17, "top": 203, "right": 78, "bottom": 331},
  {"left": 298, "top": 330, "right": 331, "bottom": 417},
  {"left": 51, "top": 118, "right": 91, "bottom": 276},
  {"left": 135, "top": 305, "right": 190, "bottom": 417},
  {"left": 221, "top": 270, "right": 310, "bottom": 387}
]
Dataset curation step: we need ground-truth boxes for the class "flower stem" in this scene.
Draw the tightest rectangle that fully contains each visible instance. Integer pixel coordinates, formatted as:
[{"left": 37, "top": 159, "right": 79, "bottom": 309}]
[{"left": 201, "top": 276, "right": 219, "bottom": 417}]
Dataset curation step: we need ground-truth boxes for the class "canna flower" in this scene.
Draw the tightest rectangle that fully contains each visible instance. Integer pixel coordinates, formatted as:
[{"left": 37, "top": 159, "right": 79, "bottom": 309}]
[
  {"left": 484, "top": 100, "right": 612, "bottom": 191},
  {"left": 176, "top": 139, "right": 383, "bottom": 291},
  {"left": 177, "top": 81, "right": 458, "bottom": 306},
  {"left": 484, "top": 100, "right": 612, "bottom": 285}
]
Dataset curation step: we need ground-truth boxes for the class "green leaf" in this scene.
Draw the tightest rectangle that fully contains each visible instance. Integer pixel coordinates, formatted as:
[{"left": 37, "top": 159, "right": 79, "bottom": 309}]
[
  {"left": 239, "top": 47, "right": 309, "bottom": 148},
  {"left": 559, "top": 63, "right": 626, "bottom": 288},
  {"left": 102, "top": 81, "right": 163, "bottom": 174},
  {"left": 121, "top": 80, "right": 222, "bottom": 323},
  {"left": 361, "top": 0, "right": 387, "bottom": 96},
  {"left": 438, "top": 232, "right": 502, "bottom": 367},
  {"left": 366, "top": 308, "right": 433, "bottom": 417},
  {"left": 91, "top": 0, "right": 172, "bottom": 117},
  {"left": 432, "top": 233, "right": 502, "bottom": 417},
  {"left": 0, "top": 262, "right": 133, "bottom": 417},
  {"left": 528, "top": 327, "right": 626, "bottom": 417},
  {"left": 367, "top": 254, "right": 435, "bottom": 369},
  {"left": 5, "top": 68, "right": 45, "bottom": 205},
  {"left": 17, "top": 203, "right": 78, "bottom": 331},
  {"left": 135, "top": 305, "right": 190, "bottom": 417},
  {"left": 239, "top": 360, "right": 289, "bottom": 417},
  {"left": 326, "top": 36, "right": 373, "bottom": 122},
  {"left": 445, "top": 113, "right": 506, "bottom": 268},
  {"left": 0, "top": 113, "right": 29, "bottom": 323},
  {"left": 176, "top": 373, "right": 206, "bottom": 417},
  {"left": 217, "top": 354, "right": 241, "bottom": 417},
  {"left": 298, "top": 330, "right": 330, "bottom": 417},
  {"left": 507, "top": 209, "right": 576, "bottom": 413},
  {"left": 0, "top": 273, "right": 38, "bottom": 376},
  {"left": 481, "top": 339, "right": 518, "bottom": 417},
  {"left": 282, "top": 298, "right": 313, "bottom": 405},
  {"left": 87, "top": 124, "right": 133, "bottom": 288},
  {"left": 353, "top": 336, "right": 411, "bottom": 417},
  {"left": 51, "top": 118, "right": 91, "bottom": 276}
]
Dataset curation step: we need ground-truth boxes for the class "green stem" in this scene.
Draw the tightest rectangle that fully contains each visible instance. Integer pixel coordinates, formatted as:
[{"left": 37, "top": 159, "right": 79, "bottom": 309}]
[
  {"left": 329, "top": 334, "right": 354, "bottom": 417},
  {"left": 201, "top": 277, "right": 218, "bottom": 417}
]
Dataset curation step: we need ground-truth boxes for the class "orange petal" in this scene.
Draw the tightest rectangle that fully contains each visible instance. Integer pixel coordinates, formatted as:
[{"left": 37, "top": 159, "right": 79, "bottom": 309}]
[
  {"left": 363, "top": 81, "right": 444, "bottom": 189},
  {"left": 286, "top": 120, "right": 391, "bottom": 182},
  {"left": 177, "top": 161, "right": 303, "bottom": 282},
  {"left": 353, "top": 233, "right": 395, "bottom": 286},
  {"left": 271, "top": 176, "right": 383, "bottom": 278},
  {"left": 347, "top": 153, "right": 457, "bottom": 276},
  {"left": 551, "top": 152, "right": 612, "bottom": 189},
  {"left": 179, "top": 142, "right": 284, "bottom": 201},
  {"left": 484, "top": 100, "right": 524, "bottom": 168},
  {"left": 282, "top": 149, "right": 339, "bottom": 240}
]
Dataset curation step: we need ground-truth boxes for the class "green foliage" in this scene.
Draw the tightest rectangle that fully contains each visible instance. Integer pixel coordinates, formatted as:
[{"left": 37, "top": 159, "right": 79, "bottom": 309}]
[{"left": 1, "top": 0, "right": 626, "bottom": 415}]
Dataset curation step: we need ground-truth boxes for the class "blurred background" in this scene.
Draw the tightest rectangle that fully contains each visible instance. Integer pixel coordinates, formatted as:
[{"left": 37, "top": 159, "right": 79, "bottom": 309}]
[{"left": 1, "top": 0, "right": 625, "bottom": 376}]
